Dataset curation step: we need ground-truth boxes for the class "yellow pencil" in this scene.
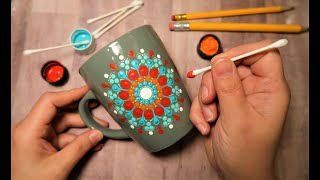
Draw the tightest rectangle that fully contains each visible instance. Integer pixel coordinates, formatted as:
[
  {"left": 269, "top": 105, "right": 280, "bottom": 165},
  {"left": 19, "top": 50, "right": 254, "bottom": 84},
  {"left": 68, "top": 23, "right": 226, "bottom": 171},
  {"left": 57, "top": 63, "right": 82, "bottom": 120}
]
[
  {"left": 169, "top": 22, "right": 308, "bottom": 33},
  {"left": 172, "top": 6, "right": 293, "bottom": 21}
]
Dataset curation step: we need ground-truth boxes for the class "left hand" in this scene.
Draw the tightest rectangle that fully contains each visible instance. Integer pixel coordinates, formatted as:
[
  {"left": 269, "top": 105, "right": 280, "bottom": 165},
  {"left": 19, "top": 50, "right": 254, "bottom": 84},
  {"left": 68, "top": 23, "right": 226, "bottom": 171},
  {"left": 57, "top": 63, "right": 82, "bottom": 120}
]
[{"left": 11, "top": 86, "right": 109, "bottom": 180}]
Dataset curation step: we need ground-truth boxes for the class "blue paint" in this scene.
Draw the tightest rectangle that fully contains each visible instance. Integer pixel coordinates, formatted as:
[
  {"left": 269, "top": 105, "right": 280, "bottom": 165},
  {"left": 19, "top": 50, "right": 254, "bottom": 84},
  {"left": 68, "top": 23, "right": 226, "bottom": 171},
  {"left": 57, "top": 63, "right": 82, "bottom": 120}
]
[{"left": 70, "top": 29, "right": 92, "bottom": 50}]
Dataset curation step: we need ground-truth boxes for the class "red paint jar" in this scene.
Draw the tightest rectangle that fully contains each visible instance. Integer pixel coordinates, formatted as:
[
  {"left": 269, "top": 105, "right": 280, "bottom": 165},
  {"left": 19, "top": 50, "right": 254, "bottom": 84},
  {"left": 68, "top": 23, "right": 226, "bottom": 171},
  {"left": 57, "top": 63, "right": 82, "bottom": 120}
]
[{"left": 41, "top": 61, "right": 69, "bottom": 86}]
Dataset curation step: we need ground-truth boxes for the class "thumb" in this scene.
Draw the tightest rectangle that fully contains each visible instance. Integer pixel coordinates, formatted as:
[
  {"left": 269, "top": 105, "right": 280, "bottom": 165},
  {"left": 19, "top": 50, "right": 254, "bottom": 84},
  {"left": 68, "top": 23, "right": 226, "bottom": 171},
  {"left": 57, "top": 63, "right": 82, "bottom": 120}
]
[
  {"left": 56, "top": 129, "right": 103, "bottom": 172},
  {"left": 211, "top": 56, "right": 247, "bottom": 115}
]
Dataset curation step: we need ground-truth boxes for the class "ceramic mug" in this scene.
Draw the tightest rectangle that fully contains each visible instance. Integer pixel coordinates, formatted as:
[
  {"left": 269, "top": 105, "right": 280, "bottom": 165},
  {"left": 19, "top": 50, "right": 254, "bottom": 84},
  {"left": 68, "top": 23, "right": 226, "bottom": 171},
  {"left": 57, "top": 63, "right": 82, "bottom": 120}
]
[{"left": 78, "top": 25, "right": 193, "bottom": 152}]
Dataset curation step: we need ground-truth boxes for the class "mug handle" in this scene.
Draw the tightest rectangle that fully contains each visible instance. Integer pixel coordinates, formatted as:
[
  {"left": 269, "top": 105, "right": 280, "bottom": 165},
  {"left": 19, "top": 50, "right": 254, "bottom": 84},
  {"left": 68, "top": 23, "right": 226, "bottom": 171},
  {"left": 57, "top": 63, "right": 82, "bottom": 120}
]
[{"left": 79, "top": 90, "right": 131, "bottom": 139}]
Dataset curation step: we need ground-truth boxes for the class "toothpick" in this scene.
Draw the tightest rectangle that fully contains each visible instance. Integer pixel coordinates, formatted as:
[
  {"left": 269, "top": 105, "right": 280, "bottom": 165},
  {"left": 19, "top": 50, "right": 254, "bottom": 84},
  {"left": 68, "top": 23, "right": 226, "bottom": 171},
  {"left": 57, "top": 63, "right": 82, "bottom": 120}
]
[
  {"left": 23, "top": 40, "right": 90, "bottom": 55},
  {"left": 187, "top": 39, "right": 289, "bottom": 78}
]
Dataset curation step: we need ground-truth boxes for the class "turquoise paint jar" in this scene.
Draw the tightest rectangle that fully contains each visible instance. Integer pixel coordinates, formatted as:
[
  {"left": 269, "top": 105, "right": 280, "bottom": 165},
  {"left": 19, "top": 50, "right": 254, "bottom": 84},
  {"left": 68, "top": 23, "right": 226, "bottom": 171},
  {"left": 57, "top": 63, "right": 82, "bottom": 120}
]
[{"left": 70, "top": 28, "right": 96, "bottom": 55}]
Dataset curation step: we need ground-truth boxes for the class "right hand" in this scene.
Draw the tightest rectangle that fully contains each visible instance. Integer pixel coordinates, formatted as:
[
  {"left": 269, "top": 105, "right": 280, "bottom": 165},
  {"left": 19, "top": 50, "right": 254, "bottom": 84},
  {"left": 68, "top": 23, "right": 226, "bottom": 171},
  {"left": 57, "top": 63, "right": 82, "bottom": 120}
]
[{"left": 189, "top": 40, "right": 290, "bottom": 180}]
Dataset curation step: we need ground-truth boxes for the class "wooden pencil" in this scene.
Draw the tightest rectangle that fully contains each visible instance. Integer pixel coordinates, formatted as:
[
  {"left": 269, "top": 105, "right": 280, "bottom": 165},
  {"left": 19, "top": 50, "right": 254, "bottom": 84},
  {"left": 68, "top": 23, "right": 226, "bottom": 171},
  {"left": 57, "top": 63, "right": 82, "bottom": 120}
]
[
  {"left": 169, "top": 22, "right": 308, "bottom": 33},
  {"left": 172, "top": 6, "right": 293, "bottom": 21}
]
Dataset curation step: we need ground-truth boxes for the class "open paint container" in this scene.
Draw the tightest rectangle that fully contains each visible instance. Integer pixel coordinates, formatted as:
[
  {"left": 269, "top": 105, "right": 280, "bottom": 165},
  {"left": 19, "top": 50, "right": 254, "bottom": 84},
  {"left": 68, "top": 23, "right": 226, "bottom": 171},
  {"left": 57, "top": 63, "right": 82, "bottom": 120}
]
[
  {"left": 41, "top": 61, "right": 69, "bottom": 86},
  {"left": 70, "top": 28, "right": 96, "bottom": 55}
]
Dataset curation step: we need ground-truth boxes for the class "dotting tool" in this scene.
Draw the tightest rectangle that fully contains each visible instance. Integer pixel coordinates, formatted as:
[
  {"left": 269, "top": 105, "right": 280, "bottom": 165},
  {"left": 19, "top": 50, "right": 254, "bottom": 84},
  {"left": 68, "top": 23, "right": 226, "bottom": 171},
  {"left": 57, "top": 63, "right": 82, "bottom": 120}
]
[{"left": 187, "top": 39, "right": 288, "bottom": 78}]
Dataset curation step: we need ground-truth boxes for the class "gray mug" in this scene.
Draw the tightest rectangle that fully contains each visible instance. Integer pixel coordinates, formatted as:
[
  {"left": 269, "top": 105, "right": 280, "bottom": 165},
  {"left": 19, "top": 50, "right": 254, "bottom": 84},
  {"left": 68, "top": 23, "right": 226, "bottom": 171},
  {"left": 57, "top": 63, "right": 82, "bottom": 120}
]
[{"left": 78, "top": 25, "right": 194, "bottom": 152}]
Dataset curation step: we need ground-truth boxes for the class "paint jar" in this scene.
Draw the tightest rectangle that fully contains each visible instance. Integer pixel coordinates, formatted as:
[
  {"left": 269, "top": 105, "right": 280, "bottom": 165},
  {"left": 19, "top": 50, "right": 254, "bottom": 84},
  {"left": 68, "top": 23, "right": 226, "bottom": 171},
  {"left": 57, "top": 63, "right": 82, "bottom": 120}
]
[
  {"left": 41, "top": 61, "right": 69, "bottom": 86},
  {"left": 70, "top": 28, "right": 96, "bottom": 55}
]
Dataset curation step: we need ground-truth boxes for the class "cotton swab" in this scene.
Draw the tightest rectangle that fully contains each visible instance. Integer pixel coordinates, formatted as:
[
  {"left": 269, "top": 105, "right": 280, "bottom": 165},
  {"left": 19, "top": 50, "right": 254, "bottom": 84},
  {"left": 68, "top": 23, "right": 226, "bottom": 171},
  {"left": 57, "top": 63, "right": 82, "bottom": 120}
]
[
  {"left": 86, "top": 0, "right": 143, "bottom": 24},
  {"left": 93, "top": 4, "right": 142, "bottom": 39},
  {"left": 23, "top": 40, "right": 90, "bottom": 55},
  {"left": 186, "top": 39, "right": 288, "bottom": 78},
  {"left": 92, "top": 9, "right": 128, "bottom": 36}
]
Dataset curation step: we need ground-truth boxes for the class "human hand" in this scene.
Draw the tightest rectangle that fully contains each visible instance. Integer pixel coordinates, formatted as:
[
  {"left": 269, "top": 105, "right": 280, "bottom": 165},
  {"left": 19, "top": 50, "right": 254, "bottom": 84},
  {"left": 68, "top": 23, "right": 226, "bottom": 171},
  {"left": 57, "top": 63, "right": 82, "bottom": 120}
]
[
  {"left": 11, "top": 86, "right": 109, "bottom": 180},
  {"left": 190, "top": 40, "right": 290, "bottom": 180}
]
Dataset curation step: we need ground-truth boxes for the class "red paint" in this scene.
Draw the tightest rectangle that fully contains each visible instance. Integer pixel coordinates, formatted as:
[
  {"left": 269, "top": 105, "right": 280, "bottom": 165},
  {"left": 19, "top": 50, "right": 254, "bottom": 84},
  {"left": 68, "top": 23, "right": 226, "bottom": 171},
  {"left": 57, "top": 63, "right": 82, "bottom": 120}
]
[
  {"left": 149, "top": 50, "right": 154, "bottom": 58},
  {"left": 101, "top": 83, "right": 108, "bottom": 88},
  {"left": 107, "top": 102, "right": 114, "bottom": 107},
  {"left": 45, "top": 65, "right": 64, "bottom": 83},
  {"left": 138, "top": 126, "right": 144, "bottom": 134},
  {"left": 187, "top": 71, "right": 195, "bottom": 78},
  {"left": 154, "top": 106, "right": 164, "bottom": 116},
  {"left": 164, "top": 60, "right": 169, "bottom": 66},
  {"left": 109, "top": 63, "right": 118, "bottom": 71},
  {"left": 150, "top": 68, "right": 159, "bottom": 78},
  {"left": 129, "top": 50, "right": 135, "bottom": 59},
  {"left": 119, "top": 91, "right": 129, "bottom": 100},
  {"left": 127, "top": 70, "right": 139, "bottom": 81},
  {"left": 173, "top": 114, "right": 180, "bottom": 121},
  {"left": 120, "top": 117, "right": 127, "bottom": 122},
  {"left": 158, "top": 76, "right": 167, "bottom": 86},
  {"left": 174, "top": 77, "right": 179, "bottom": 83},
  {"left": 161, "top": 98, "right": 171, "bottom": 107},
  {"left": 144, "top": 110, "right": 153, "bottom": 120},
  {"left": 139, "top": 65, "right": 149, "bottom": 76},
  {"left": 123, "top": 101, "right": 134, "bottom": 110},
  {"left": 178, "top": 97, "right": 184, "bottom": 103},
  {"left": 162, "top": 86, "right": 172, "bottom": 96},
  {"left": 158, "top": 126, "right": 164, "bottom": 134},
  {"left": 120, "top": 79, "right": 131, "bottom": 89},
  {"left": 133, "top": 108, "right": 143, "bottom": 118}
]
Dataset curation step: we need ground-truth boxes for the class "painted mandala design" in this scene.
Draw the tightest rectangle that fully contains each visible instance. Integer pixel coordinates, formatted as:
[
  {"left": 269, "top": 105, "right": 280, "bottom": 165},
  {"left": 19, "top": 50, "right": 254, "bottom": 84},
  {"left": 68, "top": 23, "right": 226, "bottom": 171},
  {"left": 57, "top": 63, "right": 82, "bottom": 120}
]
[{"left": 101, "top": 49, "right": 184, "bottom": 135}]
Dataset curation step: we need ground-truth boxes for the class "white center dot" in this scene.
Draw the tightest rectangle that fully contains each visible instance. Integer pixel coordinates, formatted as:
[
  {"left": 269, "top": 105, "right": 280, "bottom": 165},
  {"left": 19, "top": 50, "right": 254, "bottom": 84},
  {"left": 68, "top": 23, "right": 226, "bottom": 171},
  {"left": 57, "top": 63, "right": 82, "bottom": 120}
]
[{"left": 140, "top": 87, "right": 153, "bottom": 99}]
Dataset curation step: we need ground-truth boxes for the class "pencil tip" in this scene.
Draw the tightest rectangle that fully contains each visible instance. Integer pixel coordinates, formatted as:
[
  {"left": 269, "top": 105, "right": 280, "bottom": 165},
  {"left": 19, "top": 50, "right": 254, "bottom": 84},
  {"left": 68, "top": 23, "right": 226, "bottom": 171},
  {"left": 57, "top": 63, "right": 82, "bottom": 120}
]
[
  {"left": 301, "top": 26, "right": 309, "bottom": 33},
  {"left": 187, "top": 71, "right": 195, "bottom": 78},
  {"left": 282, "top": 6, "right": 295, "bottom": 11}
]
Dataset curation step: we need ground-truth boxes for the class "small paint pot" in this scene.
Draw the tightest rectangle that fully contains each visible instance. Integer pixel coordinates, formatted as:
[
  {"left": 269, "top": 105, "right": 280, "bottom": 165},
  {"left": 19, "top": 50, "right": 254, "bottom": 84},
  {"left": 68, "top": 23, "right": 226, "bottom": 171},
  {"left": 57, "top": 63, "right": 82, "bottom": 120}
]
[
  {"left": 197, "top": 34, "right": 222, "bottom": 60},
  {"left": 70, "top": 28, "right": 96, "bottom": 55},
  {"left": 41, "top": 61, "right": 69, "bottom": 86}
]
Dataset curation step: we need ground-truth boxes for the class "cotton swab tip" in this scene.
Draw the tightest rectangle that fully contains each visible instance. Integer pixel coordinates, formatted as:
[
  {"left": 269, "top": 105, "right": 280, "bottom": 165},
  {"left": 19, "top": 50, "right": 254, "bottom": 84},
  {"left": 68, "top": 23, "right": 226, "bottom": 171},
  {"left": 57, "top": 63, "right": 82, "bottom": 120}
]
[
  {"left": 273, "top": 39, "right": 288, "bottom": 48},
  {"left": 187, "top": 71, "right": 195, "bottom": 78},
  {"left": 23, "top": 50, "right": 34, "bottom": 55}
]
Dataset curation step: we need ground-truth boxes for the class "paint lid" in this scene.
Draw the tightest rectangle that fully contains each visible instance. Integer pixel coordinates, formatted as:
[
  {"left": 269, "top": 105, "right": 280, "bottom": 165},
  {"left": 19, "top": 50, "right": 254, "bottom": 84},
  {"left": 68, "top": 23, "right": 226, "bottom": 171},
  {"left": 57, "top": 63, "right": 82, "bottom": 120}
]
[
  {"left": 70, "top": 28, "right": 96, "bottom": 55},
  {"left": 197, "top": 34, "right": 222, "bottom": 60},
  {"left": 41, "top": 61, "right": 69, "bottom": 86}
]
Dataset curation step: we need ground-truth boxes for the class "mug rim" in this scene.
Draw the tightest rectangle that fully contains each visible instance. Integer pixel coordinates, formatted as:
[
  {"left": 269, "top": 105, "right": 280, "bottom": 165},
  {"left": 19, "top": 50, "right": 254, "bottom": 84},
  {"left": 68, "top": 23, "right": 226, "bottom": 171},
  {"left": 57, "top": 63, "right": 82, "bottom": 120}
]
[{"left": 79, "top": 24, "right": 152, "bottom": 70}]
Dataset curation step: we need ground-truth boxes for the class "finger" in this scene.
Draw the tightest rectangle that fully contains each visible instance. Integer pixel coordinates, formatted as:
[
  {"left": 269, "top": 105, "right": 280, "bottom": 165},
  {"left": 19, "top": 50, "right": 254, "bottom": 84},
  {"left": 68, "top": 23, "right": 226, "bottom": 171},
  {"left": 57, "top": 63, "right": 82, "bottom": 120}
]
[
  {"left": 198, "top": 96, "right": 218, "bottom": 123},
  {"left": 210, "top": 56, "right": 249, "bottom": 118},
  {"left": 53, "top": 133, "right": 77, "bottom": 150},
  {"left": 53, "top": 133, "right": 104, "bottom": 151},
  {"left": 215, "top": 39, "right": 284, "bottom": 78},
  {"left": 190, "top": 96, "right": 210, "bottom": 135},
  {"left": 217, "top": 39, "right": 273, "bottom": 66},
  {"left": 53, "top": 113, "right": 109, "bottom": 133},
  {"left": 237, "top": 65, "right": 253, "bottom": 81},
  {"left": 55, "top": 130, "right": 104, "bottom": 173},
  {"left": 200, "top": 71, "right": 216, "bottom": 105},
  {"left": 28, "top": 85, "right": 89, "bottom": 126},
  {"left": 60, "top": 100, "right": 100, "bottom": 112}
]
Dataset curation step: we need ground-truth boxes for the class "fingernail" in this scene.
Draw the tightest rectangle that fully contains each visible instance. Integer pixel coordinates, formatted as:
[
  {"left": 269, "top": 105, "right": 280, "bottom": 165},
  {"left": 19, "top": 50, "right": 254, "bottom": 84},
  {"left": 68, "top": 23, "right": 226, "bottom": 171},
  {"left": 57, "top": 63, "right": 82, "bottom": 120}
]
[
  {"left": 201, "top": 86, "right": 208, "bottom": 100},
  {"left": 203, "top": 107, "right": 215, "bottom": 122},
  {"left": 93, "top": 144, "right": 104, "bottom": 151},
  {"left": 196, "top": 123, "right": 207, "bottom": 135},
  {"left": 89, "top": 130, "right": 103, "bottom": 143},
  {"left": 213, "top": 58, "right": 233, "bottom": 77}
]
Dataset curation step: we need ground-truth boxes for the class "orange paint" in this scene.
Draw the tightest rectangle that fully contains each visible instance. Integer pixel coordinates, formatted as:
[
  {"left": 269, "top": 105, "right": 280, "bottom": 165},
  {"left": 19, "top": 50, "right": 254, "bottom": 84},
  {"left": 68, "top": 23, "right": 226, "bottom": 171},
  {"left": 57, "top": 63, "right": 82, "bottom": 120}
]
[
  {"left": 158, "top": 93, "right": 162, "bottom": 98},
  {"left": 132, "top": 81, "right": 138, "bottom": 87},
  {"left": 141, "top": 105, "right": 146, "bottom": 110},
  {"left": 148, "top": 104, "right": 154, "bottom": 109},
  {"left": 145, "top": 76, "right": 151, "bottom": 82},
  {"left": 152, "top": 79, "right": 158, "bottom": 84},
  {"left": 134, "top": 102, "right": 140, "bottom": 107},
  {"left": 155, "top": 99, "right": 161, "bottom": 105},
  {"left": 128, "top": 89, "right": 134, "bottom": 94},
  {"left": 138, "top": 77, "right": 144, "bottom": 82},
  {"left": 200, "top": 36, "right": 219, "bottom": 56}
]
